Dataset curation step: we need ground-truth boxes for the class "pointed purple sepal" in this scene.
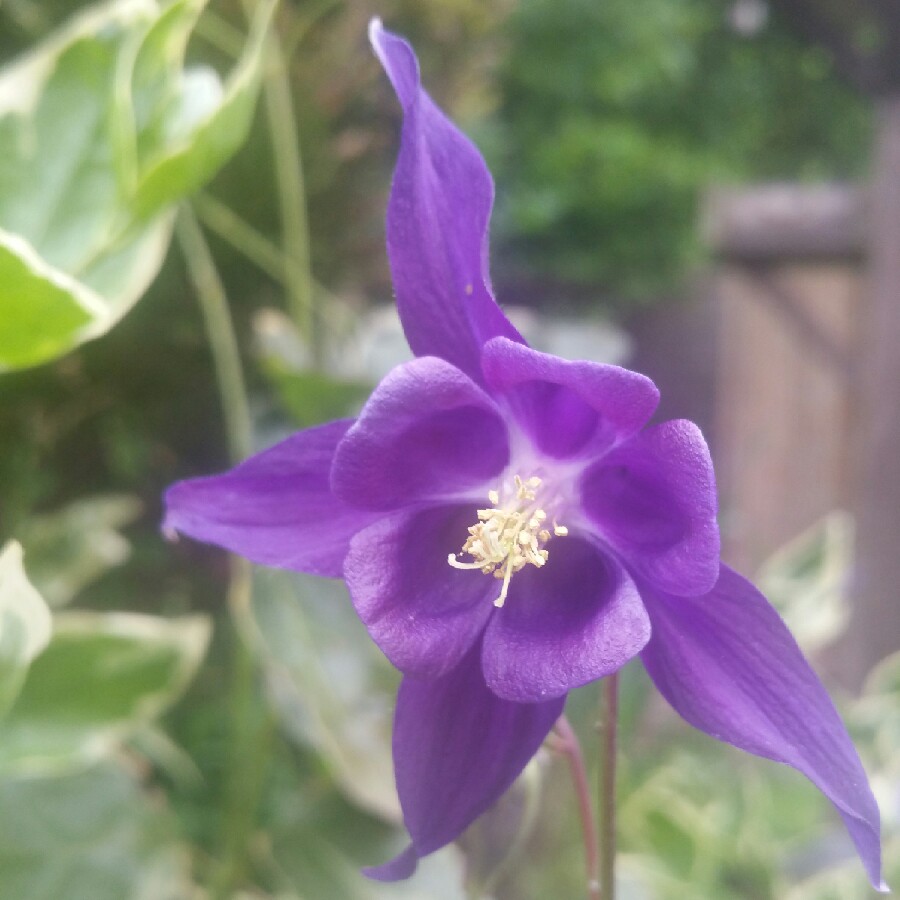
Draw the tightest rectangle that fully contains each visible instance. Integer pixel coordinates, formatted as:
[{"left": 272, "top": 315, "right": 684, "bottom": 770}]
[
  {"left": 369, "top": 19, "right": 524, "bottom": 382},
  {"left": 363, "top": 844, "right": 419, "bottom": 881},
  {"left": 364, "top": 641, "right": 564, "bottom": 879},
  {"left": 164, "top": 420, "right": 377, "bottom": 578},
  {"left": 640, "top": 565, "right": 887, "bottom": 892}
]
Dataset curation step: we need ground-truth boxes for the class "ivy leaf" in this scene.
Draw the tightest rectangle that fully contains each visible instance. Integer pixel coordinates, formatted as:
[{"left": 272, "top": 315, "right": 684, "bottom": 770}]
[
  {"left": 0, "top": 0, "right": 272, "bottom": 372},
  {"left": 0, "top": 542, "right": 52, "bottom": 717},
  {"left": 0, "top": 611, "right": 210, "bottom": 775},
  {"left": 131, "top": 0, "right": 276, "bottom": 217},
  {"left": 16, "top": 494, "right": 142, "bottom": 609}
]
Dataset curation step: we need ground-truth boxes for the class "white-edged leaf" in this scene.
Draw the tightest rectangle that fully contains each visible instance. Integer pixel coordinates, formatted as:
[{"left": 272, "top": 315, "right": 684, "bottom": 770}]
[
  {"left": 0, "top": 611, "right": 210, "bottom": 775},
  {"left": 0, "top": 0, "right": 270, "bottom": 371},
  {"left": 0, "top": 541, "right": 52, "bottom": 715},
  {"left": 16, "top": 494, "right": 142, "bottom": 608},
  {"left": 131, "top": 0, "right": 277, "bottom": 216}
]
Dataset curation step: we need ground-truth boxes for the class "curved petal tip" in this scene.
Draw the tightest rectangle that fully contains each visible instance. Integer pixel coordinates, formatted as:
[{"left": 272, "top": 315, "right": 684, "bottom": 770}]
[
  {"left": 363, "top": 843, "right": 418, "bottom": 882},
  {"left": 368, "top": 17, "right": 419, "bottom": 108}
]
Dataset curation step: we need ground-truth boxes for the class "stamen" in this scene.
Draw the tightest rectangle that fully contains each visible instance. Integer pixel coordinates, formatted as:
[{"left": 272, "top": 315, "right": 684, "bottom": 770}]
[{"left": 448, "top": 474, "right": 568, "bottom": 607}]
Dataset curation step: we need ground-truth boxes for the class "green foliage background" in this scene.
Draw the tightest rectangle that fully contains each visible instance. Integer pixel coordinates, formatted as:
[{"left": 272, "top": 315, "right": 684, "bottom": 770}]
[{"left": 486, "top": 0, "right": 870, "bottom": 295}]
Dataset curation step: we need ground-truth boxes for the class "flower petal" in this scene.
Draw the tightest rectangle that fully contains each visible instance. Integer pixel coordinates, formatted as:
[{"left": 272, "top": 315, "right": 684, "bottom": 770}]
[
  {"left": 481, "top": 536, "right": 650, "bottom": 702},
  {"left": 164, "top": 419, "right": 376, "bottom": 577},
  {"left": 365, "top": 641, "right": 565, "bottom": 881},
  {"left": 369, "top": 20, "right": 523, "bottom": 382},
  {"left": 580, "top": 419, "right": 719, "bottom": 596},
  {"left": 331, "top": 356, "right": 509, "bottom": 511},
  {"left": 344, "top": 505, "right": 495, "bottom": 679},
  {"left": 482, "top": 337, "right": 660, "bottom": 458},
  {"left": 640, "top": 566, "right": 886, "bottom": 892}
]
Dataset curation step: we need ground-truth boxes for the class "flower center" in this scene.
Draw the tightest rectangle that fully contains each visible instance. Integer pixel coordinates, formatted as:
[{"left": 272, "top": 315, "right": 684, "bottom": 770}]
[{"left": 448, "top": 474, "right": 568, "bottom": 608}]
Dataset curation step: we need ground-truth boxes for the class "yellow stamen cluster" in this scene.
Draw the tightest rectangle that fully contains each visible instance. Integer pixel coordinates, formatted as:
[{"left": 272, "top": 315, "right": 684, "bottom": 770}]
[{"left": 448, "top": 475, "right": 568, "bottom": 608}]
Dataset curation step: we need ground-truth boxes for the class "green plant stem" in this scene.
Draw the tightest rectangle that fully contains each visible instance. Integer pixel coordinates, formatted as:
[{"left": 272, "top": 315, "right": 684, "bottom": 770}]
[
  {"left": 599, "top": 673, "right": 619, "bottom": 900},
  {"left": 175, "top": 206, "right": 251, "bottom": 462},
  {"left": 243, "top": 1, "right": 316, "bottom": 350},
  {"left": 193, "top": 192, "right": 286, "bottom": 284},
  {"left": 176, "top": 206, "right": 270, "bottom": 898},
  {"left": 552, "top": 716, "right": 601, "bottom": 900}
]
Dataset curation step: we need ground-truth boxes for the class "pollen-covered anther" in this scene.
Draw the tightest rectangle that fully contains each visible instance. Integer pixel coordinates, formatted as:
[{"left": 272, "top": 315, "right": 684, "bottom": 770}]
[{"left": 447, "top": 474, "right": 568, "bottom": 608}]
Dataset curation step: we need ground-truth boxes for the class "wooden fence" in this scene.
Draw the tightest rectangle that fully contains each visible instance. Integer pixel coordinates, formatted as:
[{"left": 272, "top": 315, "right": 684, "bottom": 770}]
[{"left": 705, "top": 184, "right": 865, "bottom": 573}]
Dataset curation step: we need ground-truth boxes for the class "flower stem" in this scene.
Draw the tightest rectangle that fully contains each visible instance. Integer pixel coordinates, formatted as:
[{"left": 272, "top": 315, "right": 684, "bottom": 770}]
[
  {"left": 242, "top": 0, "right": 316, "bottom": 352},
  {"left": 598, "top": 673, "right": 619, "bottom": 900},
  {"left": 176, "top": 206, "right": 270, "bottom": 897},
  {"left": 175, "top": 206, "right": 251, "bottom": 462},
  {"left": 552, "top": 716, "right": 600, "bottom": 900},
  {"left": 193, "top": 192, "right": 287, "bottom": 284}
]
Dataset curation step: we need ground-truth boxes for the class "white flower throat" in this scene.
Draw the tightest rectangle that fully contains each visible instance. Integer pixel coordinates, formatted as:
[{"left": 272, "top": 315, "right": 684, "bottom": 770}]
[{"left": 448, "top": 474, "right": 568, "bottom": 608}]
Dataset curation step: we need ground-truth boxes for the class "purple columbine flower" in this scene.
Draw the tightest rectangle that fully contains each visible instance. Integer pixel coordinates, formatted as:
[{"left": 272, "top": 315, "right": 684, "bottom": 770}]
[{"left": 164, "top": 19, "right": 886, "bottom": 890}]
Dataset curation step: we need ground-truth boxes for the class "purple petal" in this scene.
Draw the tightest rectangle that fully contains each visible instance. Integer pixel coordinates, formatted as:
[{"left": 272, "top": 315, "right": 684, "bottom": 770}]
[
  {"left": 365, "top": 642, "right": 564, "bottom": 880},
  {"left": 344, "top": 505, "right": 495, "bottom": 679},
  {"left": 482, "top": 337, "right": 660, "bottom": 458},
  {"left": 369, "top": 20, "right": 523, "bottom": 382},
  {"left": 640, "top": 566, "right": 886, "bottom": 892},
  {"left": 164, "top": 420, "right": 376, "bottom": 577},
  {"left": 580, "top": 419, "right": 719, "bottom": 596},
  {"left": 482, "top": 536, "right": 650, "bottom": 702},
  {"left": 331, "top": 356, "right": 509, "bottom": 511}
]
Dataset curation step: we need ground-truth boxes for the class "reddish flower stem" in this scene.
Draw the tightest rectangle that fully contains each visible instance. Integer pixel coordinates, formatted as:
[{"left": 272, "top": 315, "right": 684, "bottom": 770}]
[
  {"left": 599, "top": 673, "right": 619, "bottom": 900},
  {"left": 552, "top": 715, "right": 601, "bottom": 900}
]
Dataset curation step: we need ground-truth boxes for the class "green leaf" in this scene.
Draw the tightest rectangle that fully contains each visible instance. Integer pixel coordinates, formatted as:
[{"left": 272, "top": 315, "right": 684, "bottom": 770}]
[
  {"left": 251, "top": 569, "right": 400, "bottom": 820},
  {"left": 132, "top": 0, "right": 277, "bottom": 217},
  {"left": 0, "top": 234, "right": 97, "bottom": 370},
  {"left": 16, "top": 494, "right": 142, "bottom": 608},
  {"left": 0, "top": 0, "right": 271, "bottom": 371},
  {"left": 0, "top": 611, "right": 210, "bottom": 775},
  {"left": 0, "top": 1, "right": 174, "bottom": 371},
  {"left": 264, "top": 363, "right": 372, "bottom": 427},
  {"left": 0, "top": 762, "right": 196, "bottom": 900},
  {"left": 0, "top": 541, "right": 52, "bottom": 717}
]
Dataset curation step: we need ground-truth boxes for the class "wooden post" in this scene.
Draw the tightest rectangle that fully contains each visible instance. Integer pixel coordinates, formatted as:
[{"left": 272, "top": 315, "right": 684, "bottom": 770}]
[
  {"left": 846, "top": 95, "right": 900, "bottom": 685},
  {"left": 706, "top": 186, "right": 863, "bottom": 575}
]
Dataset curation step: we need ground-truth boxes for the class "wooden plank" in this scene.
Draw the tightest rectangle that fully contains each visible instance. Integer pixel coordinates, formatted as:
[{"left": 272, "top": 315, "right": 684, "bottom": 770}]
[
  {"left": 716, "top": 262, "right": 861, "bottom": 574},
  {"left": 704, "top": 183, "right": 864, "bottom": 260},
  {"left": 844, "top": 95, "right": 900, "bottom": 684}
]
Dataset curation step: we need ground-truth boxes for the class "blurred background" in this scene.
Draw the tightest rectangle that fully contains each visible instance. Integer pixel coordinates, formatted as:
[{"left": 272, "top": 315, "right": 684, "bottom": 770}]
[{"left": 0, "top": 0, "right": 897, "bottom": 897}]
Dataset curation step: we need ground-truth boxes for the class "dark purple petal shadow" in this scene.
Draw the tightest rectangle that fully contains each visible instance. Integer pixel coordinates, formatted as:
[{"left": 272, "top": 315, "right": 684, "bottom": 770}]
[{"left": 482, "top": 337, "right": 660, "bottom": 458}]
